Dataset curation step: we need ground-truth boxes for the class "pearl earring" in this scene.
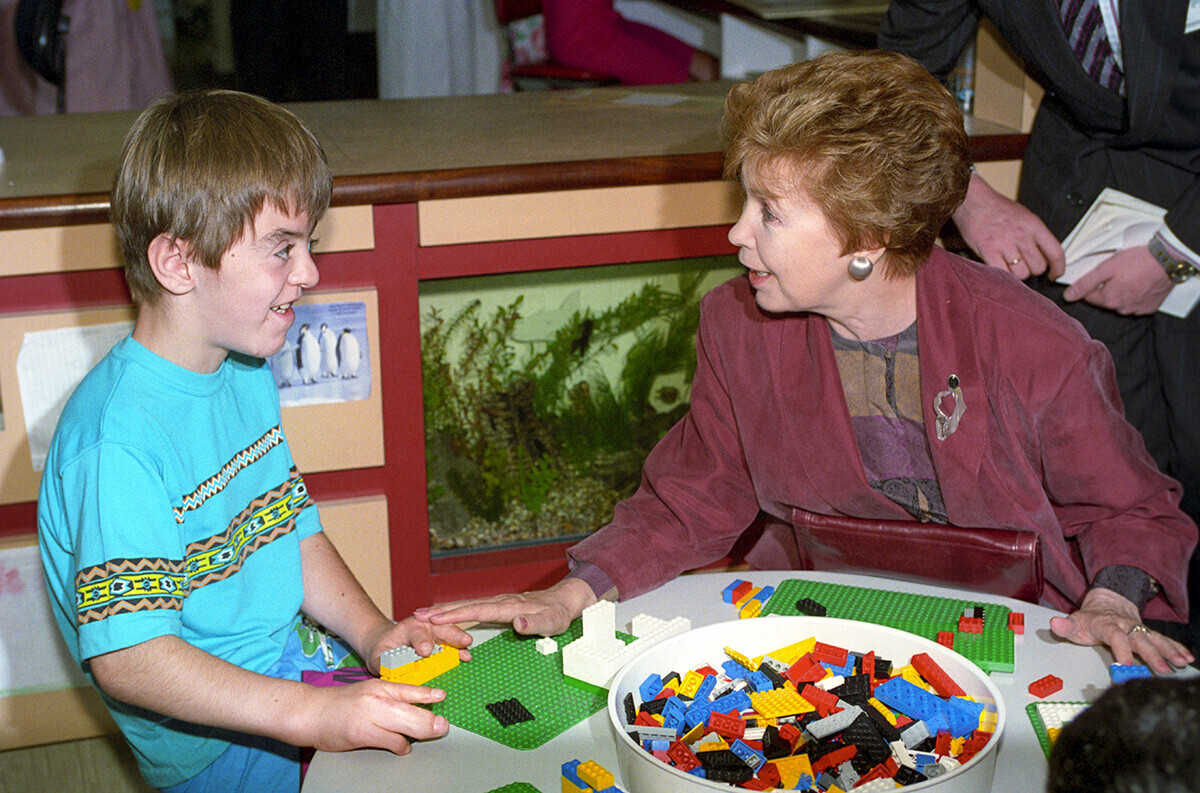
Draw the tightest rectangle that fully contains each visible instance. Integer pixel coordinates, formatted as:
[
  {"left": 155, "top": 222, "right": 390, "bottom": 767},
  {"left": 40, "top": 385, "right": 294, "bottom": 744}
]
[{"left": 848, "top": 255, "right": 874, "bottom": 280}]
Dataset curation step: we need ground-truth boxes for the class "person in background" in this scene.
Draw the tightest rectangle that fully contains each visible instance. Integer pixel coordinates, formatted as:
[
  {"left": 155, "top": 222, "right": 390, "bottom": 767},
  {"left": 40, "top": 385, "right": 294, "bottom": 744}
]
[
  {"left": 879, "top": 0, "right": 1200, "bottom": 657},
  {"left": 1047, "top": 676, "right": 1200, "bottom": 792},
  {"left": 415, "top": 51, "right": 1196, "bottom": 675},
  {"left": 543, "top": 0, "right": 718, "bottom": 84},
  {"left": 1, "top": 0, "right": 172, "bottom": 115}
]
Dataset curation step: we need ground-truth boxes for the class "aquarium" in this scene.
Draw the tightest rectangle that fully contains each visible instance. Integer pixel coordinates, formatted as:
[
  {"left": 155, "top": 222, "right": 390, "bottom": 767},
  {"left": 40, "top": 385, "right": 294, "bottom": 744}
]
[{"left": 420, "top": 256, "right": 741, "bottom": 555}]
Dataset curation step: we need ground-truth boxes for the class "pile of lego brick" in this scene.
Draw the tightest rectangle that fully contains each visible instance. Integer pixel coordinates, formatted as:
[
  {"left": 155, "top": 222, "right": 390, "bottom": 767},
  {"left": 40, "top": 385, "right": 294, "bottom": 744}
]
[{"left": 617, "top": 636, "right": 996, "bottom": 790}]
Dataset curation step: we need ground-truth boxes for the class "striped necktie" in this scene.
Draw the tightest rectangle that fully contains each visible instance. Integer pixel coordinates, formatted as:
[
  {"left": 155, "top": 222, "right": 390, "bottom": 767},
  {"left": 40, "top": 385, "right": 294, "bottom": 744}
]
[{"left": 1060, "top": 0, "right": 1125, "bottom": 93}]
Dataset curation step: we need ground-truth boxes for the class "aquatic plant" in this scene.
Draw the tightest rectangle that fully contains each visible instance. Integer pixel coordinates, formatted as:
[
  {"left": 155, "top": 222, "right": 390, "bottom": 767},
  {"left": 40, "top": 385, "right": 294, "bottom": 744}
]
[{"left": 421, "top": 260, "right": 732, "bottom": 551}]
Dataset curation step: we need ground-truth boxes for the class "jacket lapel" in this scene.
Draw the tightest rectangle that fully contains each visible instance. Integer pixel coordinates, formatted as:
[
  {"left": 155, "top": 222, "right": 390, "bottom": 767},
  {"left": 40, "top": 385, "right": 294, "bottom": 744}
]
[{"left": 916, "top": 249, "right": 989, "bottom": 525}]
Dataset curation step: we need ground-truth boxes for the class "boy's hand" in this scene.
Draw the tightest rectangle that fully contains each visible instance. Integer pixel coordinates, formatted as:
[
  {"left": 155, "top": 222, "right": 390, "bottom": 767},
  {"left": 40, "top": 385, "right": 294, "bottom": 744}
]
[
  {"left": 413, "top": 577, "right": 597, "bottom": 638},
  {"left": 299, "top": 679, "right": 451, "bottom": 754},
  {"left": 362, "top": 617, "right": 473, "bottom": 675}
]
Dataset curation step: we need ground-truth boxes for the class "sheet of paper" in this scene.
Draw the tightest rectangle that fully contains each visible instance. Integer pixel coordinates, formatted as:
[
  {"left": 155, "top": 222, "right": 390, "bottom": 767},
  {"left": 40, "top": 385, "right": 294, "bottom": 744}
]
[
  {"left": 16, "top": 321, "right": 133, "bottom": 471},
  {"left": 0, "top": 543, "right": 88, "bottom": 696},
  {"left": 1057, "top": 188, "right": 1199, "bottom": 318}
]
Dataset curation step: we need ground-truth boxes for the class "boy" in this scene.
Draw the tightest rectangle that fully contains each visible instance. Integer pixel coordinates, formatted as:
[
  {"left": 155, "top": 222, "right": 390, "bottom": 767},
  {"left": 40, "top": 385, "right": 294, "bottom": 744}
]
[{"left": 37, "top": 90, "right": 471, "bottom": 792}]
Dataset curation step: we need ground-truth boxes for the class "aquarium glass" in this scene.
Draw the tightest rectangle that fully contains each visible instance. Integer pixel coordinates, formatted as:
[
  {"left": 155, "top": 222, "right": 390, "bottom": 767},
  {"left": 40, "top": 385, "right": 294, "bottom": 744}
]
[{"left": 420, "top": 256, "right": 741, "bottom": 556}]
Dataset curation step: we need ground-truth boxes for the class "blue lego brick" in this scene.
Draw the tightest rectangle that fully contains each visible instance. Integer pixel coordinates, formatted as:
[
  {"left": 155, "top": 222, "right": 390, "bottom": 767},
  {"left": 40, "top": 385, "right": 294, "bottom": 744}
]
[
  {"left": 639, "top": 673, "right": 664, "bottom": 701},
  {"left": 663, "top": 696, "right": 687, "bottom": 731},
  {"left": 747, "top": 670, "right": 775, "bottom": 692},
  {"left": 729, "top": 739, "right": 765, "bottom": 771},
  {"left": 722, "top": 579, "right": 748, "bottom": 604},
  {"left": 1110, "top": 664, "right": 1153, "bottom": 684},
  {"left": 944, "top": 696, "right": 985, "bottom": 738},
  {"left": 562, "top": 759, "right": 585, "bottom": 789},
  {"left": 820, "top": 658, "right": 857, "bottom": 678},
  {"left": 723, "top": 659, "right": 752, "bottom": 679},
  {"left": 695, "top": 674, "right": 717, "bottom": 702}
]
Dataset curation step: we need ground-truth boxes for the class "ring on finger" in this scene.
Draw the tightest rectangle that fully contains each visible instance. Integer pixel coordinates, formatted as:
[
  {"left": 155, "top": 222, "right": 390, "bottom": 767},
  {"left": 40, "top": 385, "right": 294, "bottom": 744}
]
[
  {"left": 1009, "top": 257, "right": 1022, "bottom": 267},
  {"left": 1127, "top": 624, "right": 1152, "bottom": 637}
]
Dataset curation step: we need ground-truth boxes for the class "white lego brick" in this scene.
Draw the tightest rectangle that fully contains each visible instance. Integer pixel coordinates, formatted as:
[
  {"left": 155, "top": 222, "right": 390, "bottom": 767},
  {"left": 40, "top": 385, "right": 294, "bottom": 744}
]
[
  {"left": 536, "top": 636, "right": 558, "bottom": 655},
  {"left": 379, "top": 645, "right": 421, "bottom": 669},
  {"left": 582, "top": 599, "right": 617, "bottom": 639}
]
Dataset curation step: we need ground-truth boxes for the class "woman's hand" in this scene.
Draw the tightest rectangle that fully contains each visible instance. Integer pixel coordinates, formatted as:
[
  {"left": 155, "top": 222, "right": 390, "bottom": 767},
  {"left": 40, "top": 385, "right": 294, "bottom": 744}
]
[
  {"left": 1049, "top": 587, "right": 1195, "bottom": 673},
  {"left": 413, "top": 577, "right": 598, "bottom": 637}
]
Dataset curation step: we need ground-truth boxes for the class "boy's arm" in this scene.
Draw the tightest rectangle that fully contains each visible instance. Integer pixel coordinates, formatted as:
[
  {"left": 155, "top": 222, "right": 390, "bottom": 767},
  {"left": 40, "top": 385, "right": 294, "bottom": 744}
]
[
  {"left": 298, "top": 532, "right": 472, "bottom": 672},
  {"left": 88, "top": 634, "right": 450, "bottom": 754}
]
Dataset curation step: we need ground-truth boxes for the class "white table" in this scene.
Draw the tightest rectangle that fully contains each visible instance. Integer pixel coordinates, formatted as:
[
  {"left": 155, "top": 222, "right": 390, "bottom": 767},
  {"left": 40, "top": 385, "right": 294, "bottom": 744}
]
[{"left": 303, "top": 571, "right": 1195, "bottom": 792}]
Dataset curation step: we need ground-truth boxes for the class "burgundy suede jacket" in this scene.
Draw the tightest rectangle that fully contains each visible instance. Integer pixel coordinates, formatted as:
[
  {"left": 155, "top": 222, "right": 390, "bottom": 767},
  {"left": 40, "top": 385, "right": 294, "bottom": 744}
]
[{"left": 568, "top": 247, "right": 1196, "bottom": 619}]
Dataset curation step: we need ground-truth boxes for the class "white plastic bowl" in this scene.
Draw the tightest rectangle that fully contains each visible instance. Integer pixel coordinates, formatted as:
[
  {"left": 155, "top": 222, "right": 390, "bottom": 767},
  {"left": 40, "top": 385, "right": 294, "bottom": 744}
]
[{"left": 607, "top": 616, "right": 1005, "bottom": 793}]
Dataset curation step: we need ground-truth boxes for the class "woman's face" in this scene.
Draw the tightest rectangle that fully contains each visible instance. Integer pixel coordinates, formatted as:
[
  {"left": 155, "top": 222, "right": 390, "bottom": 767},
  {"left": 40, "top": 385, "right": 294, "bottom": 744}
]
[{"left": 728, "top": 164, "right": 855, "bottom": 316}]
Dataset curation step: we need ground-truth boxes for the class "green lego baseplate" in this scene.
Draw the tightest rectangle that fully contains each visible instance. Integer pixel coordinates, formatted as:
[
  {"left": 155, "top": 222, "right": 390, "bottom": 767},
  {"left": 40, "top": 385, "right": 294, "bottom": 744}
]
[
  {"left": 758, "top": 579, "right": 1017, "bottom": 673},
  {"left": 427, "top": 619, "right": 634, "bottom": 750},
  {"left": 1026, "top": 700, "right": 1089, "bottom": 758},
  {"left": 485, "top": 783, "right": 544, "bottom": 793}
]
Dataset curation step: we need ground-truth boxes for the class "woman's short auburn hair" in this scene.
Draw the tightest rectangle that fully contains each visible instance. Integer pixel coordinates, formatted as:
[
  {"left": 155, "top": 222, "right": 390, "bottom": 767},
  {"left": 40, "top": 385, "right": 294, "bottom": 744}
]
[
  {"left": 112, "top": 89, "right": 332, "bottom": 305},
  {"left": 723, "top": 50, "right": 971, "bottom": 277}
]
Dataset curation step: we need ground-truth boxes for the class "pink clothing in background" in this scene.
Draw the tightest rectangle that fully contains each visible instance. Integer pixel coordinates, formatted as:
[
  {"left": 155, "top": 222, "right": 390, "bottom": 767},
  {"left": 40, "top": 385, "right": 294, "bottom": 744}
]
[
  {"left": 1, "top": 0, "right": 172, "bottom": 116},
  {"left": 543, "top": 0, "right": 695, "bottom": 85}
]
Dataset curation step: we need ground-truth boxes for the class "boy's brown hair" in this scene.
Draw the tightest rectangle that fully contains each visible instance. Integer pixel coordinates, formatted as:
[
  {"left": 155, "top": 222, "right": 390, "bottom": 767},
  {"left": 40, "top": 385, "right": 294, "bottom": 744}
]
[{"left": 111, "top": 89, "right": 332, "bottom": 304}]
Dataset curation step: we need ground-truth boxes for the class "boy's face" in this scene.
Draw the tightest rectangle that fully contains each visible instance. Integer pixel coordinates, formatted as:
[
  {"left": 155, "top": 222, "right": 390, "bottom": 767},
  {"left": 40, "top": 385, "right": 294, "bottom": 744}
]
[{"left": 190, "top": 204, "right": 319, "bottom": 370}]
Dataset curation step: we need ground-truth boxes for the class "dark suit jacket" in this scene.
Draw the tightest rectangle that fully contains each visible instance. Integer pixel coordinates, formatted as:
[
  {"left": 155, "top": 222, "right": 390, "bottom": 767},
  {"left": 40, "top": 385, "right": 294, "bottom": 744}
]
[
  {"left": 568, "top": 252, "right": 1196, "bottom": 619},
  {"left": 879, "top": 0, "right": 1200, "bottom": 252}
]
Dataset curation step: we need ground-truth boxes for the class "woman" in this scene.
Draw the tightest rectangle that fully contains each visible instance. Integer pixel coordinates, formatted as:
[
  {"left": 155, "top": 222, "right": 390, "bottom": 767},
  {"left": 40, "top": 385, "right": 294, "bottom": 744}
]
[{"left": 417, "top": 51, "right": 1196, "bottom": 673}]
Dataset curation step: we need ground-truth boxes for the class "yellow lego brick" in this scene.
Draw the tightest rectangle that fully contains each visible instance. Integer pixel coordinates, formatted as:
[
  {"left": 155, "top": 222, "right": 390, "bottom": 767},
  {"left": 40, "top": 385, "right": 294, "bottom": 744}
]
[
  {"left": 562, "top": 776, "right": 589, "bottom": 793},
  {"left": 949, "top": 737, "right": 965, "bottom": 755},
  {"left": 978, "top": 707, "right": 999, "bottom": 733},
  {"left": 576, "top": 760, "right": 614, "bottom": 791},
  {"left": 724, "top": 645, "right": 757, "bottom": 671},
  {"left": 739, "top": 600, "right": 762, "bottom": 619},
  {"left": 380, "top": 644, "right": 459, "bottom": 685},
  {"left": 663, "top": 673, "right": 682, "bottom": 691},
  {"left": 1047, "top": 727, "right": 1062, "bottom": 745},
  {"left": 681, "top": 722, "right": 705, "bottom": 745},
  {"left": 899, "top": 665, "right": 934, "bottom": 692},
  {"left": 678, "top": 670, "right": 704, "bottom": 698},
  {"left": 696, "top": 736, "right": 730, "bottom": 752},
  {"left": 749, "top": 687, "right": 816, "bottom": 719},
  {"left": 734, "top": 586, "right": 762, "bottom": 608},
  {"left": 761, "top": 637, "right": 817, "bottom": 667},
  {"left": 771, "top": 755, "right": 815, "bottom": 789},
  {"left": 868, "top": 697, "right": 899, "bottom": 726}
]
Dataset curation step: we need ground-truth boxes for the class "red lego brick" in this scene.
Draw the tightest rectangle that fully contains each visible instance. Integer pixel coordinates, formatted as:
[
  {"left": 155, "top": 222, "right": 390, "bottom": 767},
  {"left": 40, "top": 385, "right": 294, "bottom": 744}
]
[
  {"left": 957, "top": 616, "right": 984, "bottom": 633},
  {"left": 757, "top": 763, "right": 782, "bottom": 789},
  {"left": 1028, "top": 674, "right": 1063, "bottom": 699},
  {"left": 739, "top": 779, "right": 771, "bottom": 791},
  {"left": 937, "top": 631, "right": 955, "bottom": 649},
  {"left": 1008, "top": 612, "right": 1025, "bottom": 634},
  {"left": 811, "top": 744, "right": 857, "bottom": 774},
  {"left": 861, "top": 650, "right": 876, "bottom": 680},
  {"left": 935, "top": 730, "right": 952, "bottom": 757},
  {"left": 799, "top": 683, "right": 839, "bottom": 712},
  {"left": 708, "top": 709, "right": 746, "bottom": 740},
  {"left": 731, "top": 580, "right": 753, "bottom": 604},
  {"left": 778, "top": 722, "right": 802, "bottom": 751},
  {"left": 786, "top": 654, "right": 825, "bottom": 686},
  {"left": 812, "top": 641, "right": 849, "bottom": 666},
  {"left": 912, "top": 652, "right": 966, "bottom": 698},
  {"left": 667, "top": 740, "right": 701, "bottom": 772}
]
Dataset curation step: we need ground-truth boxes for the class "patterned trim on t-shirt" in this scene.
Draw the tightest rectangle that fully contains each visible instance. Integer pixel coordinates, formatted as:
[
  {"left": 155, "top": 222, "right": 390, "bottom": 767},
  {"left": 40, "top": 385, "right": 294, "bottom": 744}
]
[
  {"left": 74, "top": 466, "right": 312, "bottom": 625},
  {"left": 174, "top": 425, "right": 286, "bottom": 523}
]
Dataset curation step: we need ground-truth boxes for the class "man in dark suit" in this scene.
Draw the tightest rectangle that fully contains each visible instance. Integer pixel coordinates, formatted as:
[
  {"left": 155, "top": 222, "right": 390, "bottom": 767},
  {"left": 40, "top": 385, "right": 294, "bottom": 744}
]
[{"left": 880, "top": 0, "right": 1200, "bottom": 656}]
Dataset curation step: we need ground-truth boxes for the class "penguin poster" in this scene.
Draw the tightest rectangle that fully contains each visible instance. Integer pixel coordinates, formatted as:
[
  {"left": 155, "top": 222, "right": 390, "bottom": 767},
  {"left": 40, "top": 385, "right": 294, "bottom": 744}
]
[{"left": 270, "top": 301, "right": 371, "bottom": 407}]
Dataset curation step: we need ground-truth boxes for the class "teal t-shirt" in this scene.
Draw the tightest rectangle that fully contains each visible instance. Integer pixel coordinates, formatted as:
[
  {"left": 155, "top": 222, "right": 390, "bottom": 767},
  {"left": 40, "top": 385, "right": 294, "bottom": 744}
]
[{"left": 37, "top": 336, "right": 322, "bottom": 787}]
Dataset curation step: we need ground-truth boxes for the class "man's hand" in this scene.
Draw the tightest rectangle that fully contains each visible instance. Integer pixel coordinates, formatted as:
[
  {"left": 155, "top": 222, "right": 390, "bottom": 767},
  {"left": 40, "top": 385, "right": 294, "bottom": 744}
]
[
  {"left": 953, "top": 172, "right": 1066, "bottom": 279},
  {"left": 413, "top": 577, "right": 598, "bottom": 638},
  {"left": 1049, "top": 588, "right": 1195, "bottom": 673},
  {"left": 1062, "top": 246, "right": 1174, "bottom": 315}
]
